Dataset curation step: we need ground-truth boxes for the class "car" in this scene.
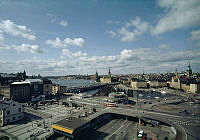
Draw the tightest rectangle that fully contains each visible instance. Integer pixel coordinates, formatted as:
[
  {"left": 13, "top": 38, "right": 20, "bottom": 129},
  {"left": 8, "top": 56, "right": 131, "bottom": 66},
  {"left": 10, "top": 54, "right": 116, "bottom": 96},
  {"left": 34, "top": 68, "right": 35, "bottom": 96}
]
[{"left": 138, "top": 130, "right": 144, "bottom": 138}]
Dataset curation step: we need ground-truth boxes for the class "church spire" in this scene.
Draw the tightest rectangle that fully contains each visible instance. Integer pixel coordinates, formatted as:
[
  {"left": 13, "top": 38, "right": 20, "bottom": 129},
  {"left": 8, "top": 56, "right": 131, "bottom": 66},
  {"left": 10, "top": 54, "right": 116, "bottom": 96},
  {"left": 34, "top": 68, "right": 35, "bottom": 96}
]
[
  {"left": 187, "top": 61, "right": 192, "bottom": 77},
  {"left": 108, "top": 67, "right": 111, "bottom": 78}
]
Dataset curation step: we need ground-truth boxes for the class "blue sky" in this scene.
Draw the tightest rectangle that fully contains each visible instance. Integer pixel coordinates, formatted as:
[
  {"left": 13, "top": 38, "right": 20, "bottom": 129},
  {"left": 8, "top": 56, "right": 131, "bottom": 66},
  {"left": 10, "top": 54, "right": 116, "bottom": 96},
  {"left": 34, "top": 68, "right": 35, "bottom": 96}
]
[{"left": 0, "top": 0, "right": 200, "bottom": 76}]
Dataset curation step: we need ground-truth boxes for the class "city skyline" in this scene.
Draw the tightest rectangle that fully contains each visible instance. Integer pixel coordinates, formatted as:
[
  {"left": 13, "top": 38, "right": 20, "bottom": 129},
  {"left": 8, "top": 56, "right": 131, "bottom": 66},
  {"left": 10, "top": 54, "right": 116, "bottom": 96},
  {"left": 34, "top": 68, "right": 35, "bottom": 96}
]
[{"left": 0, "top": 0, "right": 200, "bottom": 76}]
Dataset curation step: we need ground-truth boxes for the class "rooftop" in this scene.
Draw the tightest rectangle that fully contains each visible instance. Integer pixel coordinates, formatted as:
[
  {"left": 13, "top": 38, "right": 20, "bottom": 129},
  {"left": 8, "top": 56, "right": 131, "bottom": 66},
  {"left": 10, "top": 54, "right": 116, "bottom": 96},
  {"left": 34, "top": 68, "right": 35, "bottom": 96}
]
[
  {"left": 25, "top": 79, "right": 43, "bottom": 83},
  {"left": 11, "top": 81, "right": 30, "bottom": 85},
  {"left": 52, "top": 117, "right": 87, "bottom": 133}
]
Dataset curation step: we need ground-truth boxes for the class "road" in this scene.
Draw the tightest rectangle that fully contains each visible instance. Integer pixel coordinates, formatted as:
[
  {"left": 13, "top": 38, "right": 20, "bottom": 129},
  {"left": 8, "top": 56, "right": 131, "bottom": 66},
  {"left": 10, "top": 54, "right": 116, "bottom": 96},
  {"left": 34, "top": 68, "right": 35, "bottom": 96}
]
[{"left": 70, "top": 96, "right": 200, "bottom": 140}]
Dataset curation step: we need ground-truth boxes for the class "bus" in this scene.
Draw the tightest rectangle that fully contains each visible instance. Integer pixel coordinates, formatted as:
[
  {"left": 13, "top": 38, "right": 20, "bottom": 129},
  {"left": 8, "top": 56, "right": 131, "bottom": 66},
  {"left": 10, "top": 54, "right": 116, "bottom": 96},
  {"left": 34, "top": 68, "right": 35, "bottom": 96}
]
[{"left": 104, "top": 103, "right": 117, "bottom": 107}]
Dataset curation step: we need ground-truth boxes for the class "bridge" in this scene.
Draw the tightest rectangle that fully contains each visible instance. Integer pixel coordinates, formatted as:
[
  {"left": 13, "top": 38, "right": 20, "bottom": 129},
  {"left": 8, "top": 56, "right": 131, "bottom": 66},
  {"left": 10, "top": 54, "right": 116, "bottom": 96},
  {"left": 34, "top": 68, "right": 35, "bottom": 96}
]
[{"left": 65, "top": 82, "right": 119, "bottom": 93}]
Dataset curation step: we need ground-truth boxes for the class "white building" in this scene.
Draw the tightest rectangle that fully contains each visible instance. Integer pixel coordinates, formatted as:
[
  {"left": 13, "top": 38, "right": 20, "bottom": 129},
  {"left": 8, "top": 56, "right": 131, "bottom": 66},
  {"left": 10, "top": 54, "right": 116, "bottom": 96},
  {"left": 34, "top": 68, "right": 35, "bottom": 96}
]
[{"left": 0, "top": 99, "right": 24, "bottom": 126}]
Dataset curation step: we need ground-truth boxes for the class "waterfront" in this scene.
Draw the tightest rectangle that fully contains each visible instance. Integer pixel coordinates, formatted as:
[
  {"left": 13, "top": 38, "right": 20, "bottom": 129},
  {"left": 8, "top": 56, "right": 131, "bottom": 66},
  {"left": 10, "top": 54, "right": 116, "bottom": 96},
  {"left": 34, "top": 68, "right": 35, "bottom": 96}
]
[{"left": 50, "top": 79, "right": 95, "bottom": 87}]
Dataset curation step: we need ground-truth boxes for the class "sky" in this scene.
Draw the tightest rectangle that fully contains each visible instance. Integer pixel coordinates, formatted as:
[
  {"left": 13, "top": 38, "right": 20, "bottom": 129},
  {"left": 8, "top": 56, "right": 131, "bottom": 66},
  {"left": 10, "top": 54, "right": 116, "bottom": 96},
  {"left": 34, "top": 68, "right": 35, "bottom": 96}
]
[{"left": 0, "top": 0, "right": 200, "bottom": 76}]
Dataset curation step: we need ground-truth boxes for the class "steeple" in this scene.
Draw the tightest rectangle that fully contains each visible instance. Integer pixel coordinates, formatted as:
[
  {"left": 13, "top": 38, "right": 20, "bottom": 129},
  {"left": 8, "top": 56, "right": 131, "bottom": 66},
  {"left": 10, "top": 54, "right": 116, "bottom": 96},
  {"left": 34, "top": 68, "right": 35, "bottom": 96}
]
[
  {"left": 94, "top": 71, "right": 100, "bottom": 82},
  {"left": 108, "top": 68, "right": 111, "bottom": 78},
  {"left": 187, "top": 62, "right": 192, "bottom": 77},
  {"left": 175, "top": 68, "right": 178, "bottom": 77},
  {"left": 23, "top": 70, "right": 26, "bottom": 77}
]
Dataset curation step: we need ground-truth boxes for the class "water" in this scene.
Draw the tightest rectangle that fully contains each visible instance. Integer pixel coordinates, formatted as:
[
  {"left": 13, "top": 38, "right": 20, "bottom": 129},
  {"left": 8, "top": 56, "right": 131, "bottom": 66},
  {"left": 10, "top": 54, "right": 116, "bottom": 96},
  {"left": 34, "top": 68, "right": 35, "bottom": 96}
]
[
  {"left": 132, "top": 90, "right": 175, "bottom": 100},
  {"left": 50, "top": 79, "right": 95, "bottom": 87},
  {"left": 50, "top": 79, "right": 98, "bottom": 95}
]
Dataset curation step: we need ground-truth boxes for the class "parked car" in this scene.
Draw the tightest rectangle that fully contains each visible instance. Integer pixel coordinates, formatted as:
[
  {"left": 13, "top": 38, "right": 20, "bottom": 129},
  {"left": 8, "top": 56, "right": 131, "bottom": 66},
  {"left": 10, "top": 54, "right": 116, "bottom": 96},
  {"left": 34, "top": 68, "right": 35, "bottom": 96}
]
[{"left": 138, "top": 130, "right": 144, "bottom": 138}]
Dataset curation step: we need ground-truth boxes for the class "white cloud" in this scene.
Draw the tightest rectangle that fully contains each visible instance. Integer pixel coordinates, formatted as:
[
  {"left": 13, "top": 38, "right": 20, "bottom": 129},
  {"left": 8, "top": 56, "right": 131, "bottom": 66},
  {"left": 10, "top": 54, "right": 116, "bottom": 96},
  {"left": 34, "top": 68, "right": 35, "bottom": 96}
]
[
  {"left": 107, "top": 17, "right": 149, "bottom": 42},
  {"left": 106, "top": 30, "right": 116, "bottom": 37},
  {"left": 62, "top": 49, "right": 87, "bottom": 58},
  {"left": 0, "top": 30, "right": 4, "bottom": 41},
  {"left": 46, "top": 37, "right": 63, "bottom": 48},
  {"left": 126, "top": 17, "right": 149, "bottom": 32},
  {"left": 152, "top": 0, "right": 200, "bottom": 35},
  {"left": 1, "top": 47, "right": 200, "bottom": 75},
  {"left": 0, "top": 20, "right": 36, "bottom": 40},
  {"left": 189, "top": 30, "right": 200, "bottom": 41},
  {"left": 46, "top": 37, "right": 85, "bottom": 48},
  {"left": 59, "top": 20, "right": 68, "bottom": 27},
  {"left": 14, "top": 43, "right": 43, "bottom": 54},
  {"left": 107, "top": 20, "right": 113, "bottom": 24},
  {"left": 188, "top": 30, "right": 200, "bottom": 47},
  {"left": 118, "top": 27, "right": 136, "bottom": 42},
  {"left": 0, "top": 43, "right": 11, "bottom": 50},
  {"left": 159, "top": 44, "right": 170, "bottom": 49}
]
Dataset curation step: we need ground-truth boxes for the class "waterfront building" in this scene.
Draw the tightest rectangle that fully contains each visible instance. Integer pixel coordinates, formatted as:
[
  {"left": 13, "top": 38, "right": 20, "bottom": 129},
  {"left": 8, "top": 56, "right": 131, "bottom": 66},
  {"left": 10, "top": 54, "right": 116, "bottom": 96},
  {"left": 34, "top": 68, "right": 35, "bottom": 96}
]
[
  {"left": 190, "top": 81, "right": 200, "bottom": 93},
  {"left": 0, "top": 99, "right": 24, "bottom": 126},
  {"left": 43, "top": 79, "right": 52, "bottom": 94},
  {"left": 0, "top": 86, "right": 10, "bottom": 99},
  {"left": 100, "top": 77, "right": 112, "bottom": 83},
  {"left": 60, "top": 86, "right": 66, "bottom": 94},
  {"left": 100, "top": 68, "right": 113, "bottom": 83},
  {"left": 10, "top": 82, "right": 31, "bottom": 102},
  {"left": 25, "top": 79, "right": 43, "bottom": 96},
  {"left": 168, "top": 63, "right": 200, "bottom": 93},
  {"left": 148, "top": 80, "right": 167, "bottom": 88},
  {"left": 131, "top": 78, "right": 147, "bottom": 89},
  {"left": 187, "top": 62, "right": 192, "bottom": 77},
  {"left": 0, "top": 70, "right": 27, "bottom": 86},
  {"left": 52, "top": 84, "right": 60, "bottom": 95}
]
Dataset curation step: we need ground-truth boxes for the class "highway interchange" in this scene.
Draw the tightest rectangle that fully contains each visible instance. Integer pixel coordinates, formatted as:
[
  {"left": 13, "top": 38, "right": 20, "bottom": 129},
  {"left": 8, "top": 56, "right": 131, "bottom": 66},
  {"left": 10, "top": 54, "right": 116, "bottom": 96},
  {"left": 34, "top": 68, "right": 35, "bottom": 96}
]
[
  {"left": 67, "top": 94, "right": 200, "bottom": 140},
  {"left": 0, "top": 88, "right": 199, "bottom": 140}
]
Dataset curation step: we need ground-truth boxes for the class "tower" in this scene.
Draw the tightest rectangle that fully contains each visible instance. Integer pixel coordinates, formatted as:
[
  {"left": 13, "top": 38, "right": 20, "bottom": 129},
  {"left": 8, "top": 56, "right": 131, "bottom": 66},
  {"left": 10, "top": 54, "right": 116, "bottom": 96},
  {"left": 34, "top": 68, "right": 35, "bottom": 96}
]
[
  {"left": 187, "top": 62, "right": 192, "bottom": 77},
  {"left": 94, "top": 71, "right": 100, "bottom": 82},
  {"left": 175, "top": 68, "right": 178, "bottom": 77},
  {"left": 108, "top": 68, "right": 111, "bottom": 78},
  {"left": 23, "top": 70, "right": 27, "bottom": 79}
]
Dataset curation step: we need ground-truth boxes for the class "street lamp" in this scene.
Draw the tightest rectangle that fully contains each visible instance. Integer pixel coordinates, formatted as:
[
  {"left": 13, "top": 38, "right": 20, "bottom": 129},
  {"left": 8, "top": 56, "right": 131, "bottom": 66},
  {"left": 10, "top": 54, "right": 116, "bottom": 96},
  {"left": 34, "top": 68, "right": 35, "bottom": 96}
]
[{"left": 136, "top": 91, "right": 139, "bottom": 138}]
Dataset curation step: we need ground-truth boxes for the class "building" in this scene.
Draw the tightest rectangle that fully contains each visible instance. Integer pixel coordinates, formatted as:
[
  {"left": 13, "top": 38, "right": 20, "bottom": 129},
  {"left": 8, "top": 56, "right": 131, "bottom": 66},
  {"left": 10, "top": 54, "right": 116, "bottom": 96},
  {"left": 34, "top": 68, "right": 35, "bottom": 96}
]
[
  {"left": 52, "top": 84, "right": 66, "bottom": 95},
  {"left": 0, "top": 70, "right": 27, "bottom": 86},
  {"left": 10, "top": 82, "right": 31, "bottom": 102},
  {"left": 25, "top": 79, "right": 43, "bottom": 96},
  {"left": 100, "top": 68, "right": 113, "bottom": 83},
  {"left": 0, "top": 99, "right": 24, "bottom": 126},
  {"left": 100, "top": 77, "right": 112, "bottom": 83},
  {"left": 169, "top": 75, "right": 200, "bottom": 93},
  {"left": 43, "top": 79, "right": 52, "bottom": 94},
  {"left": 169, "top": 77, "right": 181, "bottom": 90},
  {"left": 187, "top": 62, "right": 192, "bottom": 77},
  {"left": 60, "top": 86, "right": 66, "bottom": 94},
  {"left": 105, "top": 92, "right": 128, "bottom": 103},
  {"left": 131, "top": 78, "right": 147, "bottom": 89},
  {"left": 190, "top": 81, "right": 200, "bottom": 94},
  {"left": 52, "top": 84, "right": 60, "bottom": 95},
  {"left": 148, "top": 80, "right": 167, "bottom": 88},
  {"left": 0, "top": 86, "right": 10, "bottom": 99}
]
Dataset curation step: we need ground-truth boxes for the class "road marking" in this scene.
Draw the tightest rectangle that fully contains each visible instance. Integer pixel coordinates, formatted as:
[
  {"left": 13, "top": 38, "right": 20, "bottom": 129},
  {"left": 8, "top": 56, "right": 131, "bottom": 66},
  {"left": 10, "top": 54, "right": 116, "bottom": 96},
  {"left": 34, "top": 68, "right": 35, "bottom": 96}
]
[{"left": 105, "top": 120, "right": 129, "bottom": 140}]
